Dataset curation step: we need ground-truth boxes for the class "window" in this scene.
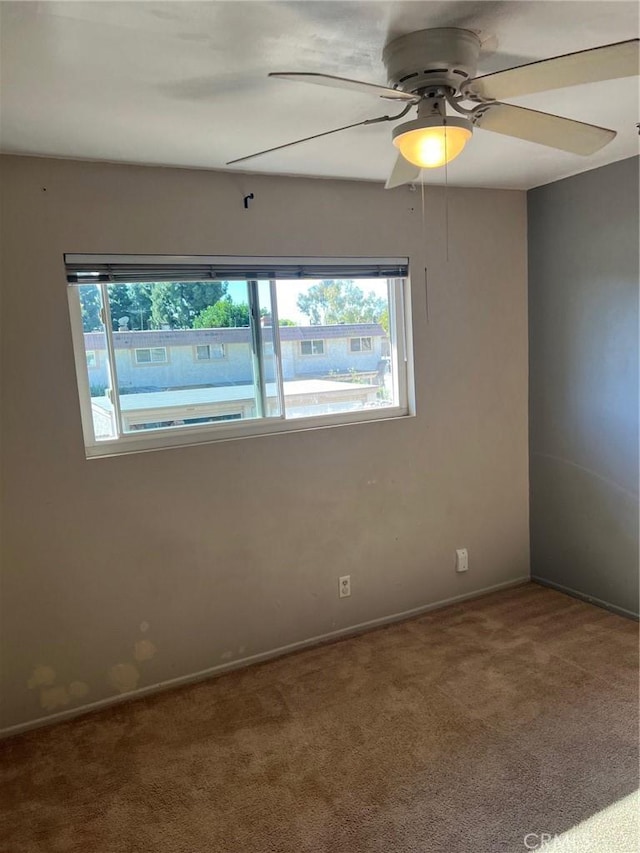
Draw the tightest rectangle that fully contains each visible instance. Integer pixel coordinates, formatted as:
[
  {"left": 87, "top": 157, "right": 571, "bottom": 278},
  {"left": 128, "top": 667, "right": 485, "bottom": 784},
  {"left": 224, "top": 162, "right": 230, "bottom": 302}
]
[
  {"left": 195, "top": 344, "right": 225, "bottom": 361},
  {"left": 300, "top": 339, "right": 325, "bottom": 356},
  {"left": 135, "top": 347, "right": 167, "bottom": 364},
  {"left": 66, "top": 256, "right": 413, "bottom": 457},
  {"left": 350, "top": 337, "right": 373, "bottom": 353}
]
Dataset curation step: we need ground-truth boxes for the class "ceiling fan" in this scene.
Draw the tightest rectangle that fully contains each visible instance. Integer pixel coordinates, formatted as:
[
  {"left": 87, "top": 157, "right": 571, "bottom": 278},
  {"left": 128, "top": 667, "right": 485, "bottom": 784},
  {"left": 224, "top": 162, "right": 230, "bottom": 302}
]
[{"left": 227, "top": 28, "right": 639, "bottom": 188}]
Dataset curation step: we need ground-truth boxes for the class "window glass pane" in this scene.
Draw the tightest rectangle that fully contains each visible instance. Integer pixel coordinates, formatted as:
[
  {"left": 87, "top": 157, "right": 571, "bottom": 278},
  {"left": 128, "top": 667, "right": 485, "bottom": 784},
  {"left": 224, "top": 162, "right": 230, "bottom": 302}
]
[
  {"left": 78, "top": 284, "right": 117, "bottom": 440},
  {"left": 256, "top": 280, "right": 282, "bottom": 418},
  {"left": 105, "top": 280, "right": 262, "bottom": 432},
  {"left": 275, "top": 278, "right": 396, "bottom": 419},
  {"left": 301, "top": 339, "right": 325, "bottom": 355}
]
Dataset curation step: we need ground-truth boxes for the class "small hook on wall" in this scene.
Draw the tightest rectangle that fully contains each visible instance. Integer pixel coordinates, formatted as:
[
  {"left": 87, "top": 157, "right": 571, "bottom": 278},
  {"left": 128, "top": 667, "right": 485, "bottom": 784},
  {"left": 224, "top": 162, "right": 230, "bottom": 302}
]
[{"left": 243, "top": 193, "right": 255, "bottom": 209}]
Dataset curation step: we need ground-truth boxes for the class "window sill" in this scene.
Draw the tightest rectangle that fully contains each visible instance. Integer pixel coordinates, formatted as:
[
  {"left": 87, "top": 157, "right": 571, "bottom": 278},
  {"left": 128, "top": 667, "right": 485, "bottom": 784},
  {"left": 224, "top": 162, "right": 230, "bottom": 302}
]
[{"left": 85, "top": 406, "right": 413, "bottom": 459}]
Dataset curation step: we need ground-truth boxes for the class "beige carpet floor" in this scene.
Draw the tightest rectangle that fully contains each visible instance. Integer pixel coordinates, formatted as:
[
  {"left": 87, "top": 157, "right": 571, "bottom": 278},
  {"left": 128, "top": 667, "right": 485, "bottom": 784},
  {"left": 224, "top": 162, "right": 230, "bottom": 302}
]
[{"left": 1, "top": 583, "right": 638, "bottom": 853}]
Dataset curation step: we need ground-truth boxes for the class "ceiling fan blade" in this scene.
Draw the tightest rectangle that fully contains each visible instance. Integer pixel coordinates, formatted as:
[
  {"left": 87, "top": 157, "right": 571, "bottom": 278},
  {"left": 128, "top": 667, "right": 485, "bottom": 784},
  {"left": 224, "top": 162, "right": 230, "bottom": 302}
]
[
  {"left": 269, "top": 72, "right": 419, "bottom": 102},
  {"left": 226, "top": 115, "right": 392, "bottom": 166},
  {"left": 464, "top": 38, "right": 639, "bottom": 101},
  {"left": 385, "top": 154, "right": 421, "bottom": 189},
  {"left": 475, "top": 103, "right": 616, "bottom": 155}
]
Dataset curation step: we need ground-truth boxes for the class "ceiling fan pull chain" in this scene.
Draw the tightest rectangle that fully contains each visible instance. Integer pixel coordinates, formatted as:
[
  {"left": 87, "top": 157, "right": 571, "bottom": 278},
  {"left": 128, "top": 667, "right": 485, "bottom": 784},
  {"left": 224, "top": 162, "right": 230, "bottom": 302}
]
[
  {"left": 420, "top": 175, "right": 429, "bottom": 325},
  {"left": 444, "top": 127, "right": 450, "bottom": 264}
]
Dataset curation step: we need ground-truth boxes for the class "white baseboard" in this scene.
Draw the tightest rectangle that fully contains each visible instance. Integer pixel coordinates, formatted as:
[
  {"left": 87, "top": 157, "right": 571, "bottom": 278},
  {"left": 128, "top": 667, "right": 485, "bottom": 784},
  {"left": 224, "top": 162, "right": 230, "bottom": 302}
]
[
  {"left": 532, "top": 576, "right": 639, "bottom": 620},
  {"left": 1, "top": 575, "right": 529, "bottom": 739}
]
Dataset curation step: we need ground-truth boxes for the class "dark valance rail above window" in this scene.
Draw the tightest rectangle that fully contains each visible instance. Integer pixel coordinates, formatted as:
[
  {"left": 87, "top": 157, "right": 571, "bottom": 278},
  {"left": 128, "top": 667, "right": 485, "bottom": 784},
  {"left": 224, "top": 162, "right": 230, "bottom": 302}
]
[{"left": 65, "top": 255, "right": 410, "bottom": 284}]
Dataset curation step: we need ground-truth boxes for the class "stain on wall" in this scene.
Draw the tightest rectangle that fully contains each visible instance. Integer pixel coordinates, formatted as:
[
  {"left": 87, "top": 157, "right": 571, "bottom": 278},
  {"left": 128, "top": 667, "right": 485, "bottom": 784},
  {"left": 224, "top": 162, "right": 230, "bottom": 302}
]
[
  {"left": 108, "top": 663, "right": 140, "bottom": 694},
  {"left": 27, "top": 664, "right": 91, "bottom": 712},
  {"left": 40, "top": 686, "right": 70, "bottom": 711},
  {"left": 68, "top": 681, "right": 90, "bottom": 700},
  {"left": 27, "top": 665, "right": 56, "bottom": 689},
  {"left": 133, "top": 639, "right": 157, "bottom": 662},
  {"left": 106, "top": 623, "right": 157, "bottom": 695}
]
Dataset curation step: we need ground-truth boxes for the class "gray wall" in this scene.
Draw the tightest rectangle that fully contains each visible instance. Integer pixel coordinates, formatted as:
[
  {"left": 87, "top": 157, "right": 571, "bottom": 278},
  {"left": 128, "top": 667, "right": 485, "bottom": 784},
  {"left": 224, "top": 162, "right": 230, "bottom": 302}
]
[
  {"left": 0, "top": 155, "right": 529, "bottom": 733},
  {"left": 528, "top": 156, "right": 639, "bottom": 616}
]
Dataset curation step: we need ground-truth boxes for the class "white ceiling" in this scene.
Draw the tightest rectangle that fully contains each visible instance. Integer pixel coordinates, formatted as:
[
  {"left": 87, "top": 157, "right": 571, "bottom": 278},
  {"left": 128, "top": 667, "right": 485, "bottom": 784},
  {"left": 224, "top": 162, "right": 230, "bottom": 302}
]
[{"left": 1, "top": 1, "right": 638, "bottom": 189}]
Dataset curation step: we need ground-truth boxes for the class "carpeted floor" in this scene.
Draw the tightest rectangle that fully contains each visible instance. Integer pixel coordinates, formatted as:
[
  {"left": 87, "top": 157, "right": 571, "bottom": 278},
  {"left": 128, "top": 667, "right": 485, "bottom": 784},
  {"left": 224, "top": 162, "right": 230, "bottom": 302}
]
[{"left": 1, "top": 583, "right": 638, "bottom": 853}]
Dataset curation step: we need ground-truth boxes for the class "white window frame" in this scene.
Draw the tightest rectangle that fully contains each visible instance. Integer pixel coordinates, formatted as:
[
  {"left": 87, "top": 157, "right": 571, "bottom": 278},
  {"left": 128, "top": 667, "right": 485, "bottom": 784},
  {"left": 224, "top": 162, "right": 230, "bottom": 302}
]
[
  {"left": 300, "top": 339, "right": 325, "bottom": 356},
  {"left": 135, "top": 346, "right": 167, "bottom": 365},
  {"left": 349, "top": 336, "right": 373, "bottom": 353},
  {"left": 66, "top": 256, "right": 414, "bottom": 459}
]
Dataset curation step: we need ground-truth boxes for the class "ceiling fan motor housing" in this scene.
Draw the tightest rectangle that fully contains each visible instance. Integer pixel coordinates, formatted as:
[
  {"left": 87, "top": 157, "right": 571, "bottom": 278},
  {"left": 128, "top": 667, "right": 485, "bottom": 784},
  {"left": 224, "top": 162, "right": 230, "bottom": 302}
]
[{"left": 383, "top": 28, "right": 482, "bottom": 96}]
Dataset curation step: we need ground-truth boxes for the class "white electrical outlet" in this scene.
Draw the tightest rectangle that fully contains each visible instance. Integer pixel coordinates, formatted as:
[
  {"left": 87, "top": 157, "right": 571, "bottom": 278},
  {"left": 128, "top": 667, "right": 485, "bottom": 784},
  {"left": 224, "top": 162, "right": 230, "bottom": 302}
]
[
  {"left": 339, "top": 575, "right": 351, "bottom": 598},
  {"left": 455, "top": 548, "right": 469, "bottom": 573}
]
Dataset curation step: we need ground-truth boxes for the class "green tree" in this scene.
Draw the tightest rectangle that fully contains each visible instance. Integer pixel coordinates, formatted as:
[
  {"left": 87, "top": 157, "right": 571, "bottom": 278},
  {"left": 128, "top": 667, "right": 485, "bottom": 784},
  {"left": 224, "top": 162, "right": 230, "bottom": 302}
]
[
  {"left": 184, "top": 281, "right": 228, "bottom": 323},
  {"left": 194, "top": 297, "right": 251, "bottom": 328},
  {"left": 297, "top": 280, "right": 386, "bottom": 325},
  {"left": 83, "top": 281, "right": 228, "bottom": 333},
  {"left": 193, "top": 298, "right": 293, "bottom": 329},
  {"left": 127, "top": 283, "right": 153, "bottom": 330},
  {"left": 79, "top": 286, "right": 102, "bottom": 331},
  {"left": 106, "top": 283, "right": 154, "bottom": 331},
  {"left": 150, "top": 282, "right": 186, "bottom": 329},
  {"left": 149, "top": 281, "right": 228, "bottom": 329},
  {"left": 106, "top": 285, "right": 134, "bottom": 330}
]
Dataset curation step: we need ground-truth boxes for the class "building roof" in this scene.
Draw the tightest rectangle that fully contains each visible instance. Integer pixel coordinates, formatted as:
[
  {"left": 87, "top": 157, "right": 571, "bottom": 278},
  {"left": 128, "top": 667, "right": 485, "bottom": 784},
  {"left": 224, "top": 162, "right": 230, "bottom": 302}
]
[
  {"left": 84, "top": 323, "right": 385, "bottom": 349},
  {"left": 278, "top": 324, "right": 384, "bottom": 341},
  {"left": 92, "top": 379, "right": 377, "bottom": 412}
]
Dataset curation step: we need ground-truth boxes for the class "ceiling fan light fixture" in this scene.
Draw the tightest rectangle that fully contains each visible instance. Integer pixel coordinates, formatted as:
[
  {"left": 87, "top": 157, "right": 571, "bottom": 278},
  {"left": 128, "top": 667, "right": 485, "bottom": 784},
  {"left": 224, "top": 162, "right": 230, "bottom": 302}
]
[{"left": 392, "top": 116, "right": 473, "bottom": 168}]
